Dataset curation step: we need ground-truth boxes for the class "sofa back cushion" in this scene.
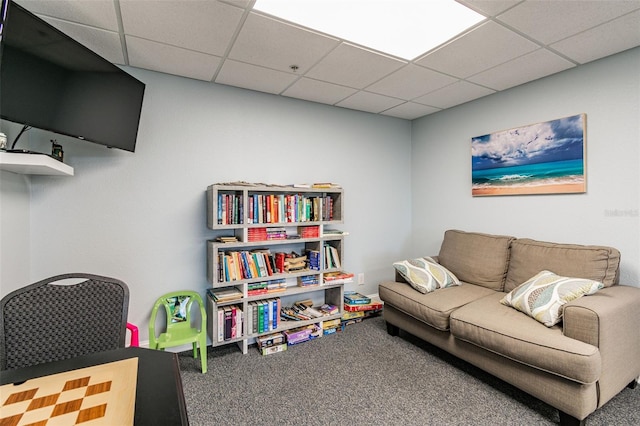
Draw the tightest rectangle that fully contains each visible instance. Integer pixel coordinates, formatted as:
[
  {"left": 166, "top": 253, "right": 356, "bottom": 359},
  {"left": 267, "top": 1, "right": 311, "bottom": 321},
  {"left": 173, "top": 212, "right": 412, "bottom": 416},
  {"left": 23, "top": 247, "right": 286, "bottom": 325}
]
[
  {"left": 504, "top": 238, "right": 620, "bottom": 292},
  {"left": 438, "top": 229, "right": 514, "bottom": 291}
]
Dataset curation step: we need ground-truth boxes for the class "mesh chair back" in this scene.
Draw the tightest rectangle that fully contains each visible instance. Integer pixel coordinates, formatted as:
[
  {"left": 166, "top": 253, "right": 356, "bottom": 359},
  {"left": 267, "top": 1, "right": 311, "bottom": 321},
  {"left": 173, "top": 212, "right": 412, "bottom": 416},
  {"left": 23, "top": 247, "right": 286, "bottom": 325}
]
[{"left": 0, "top": 273, "right": 129, "bottom": 370}]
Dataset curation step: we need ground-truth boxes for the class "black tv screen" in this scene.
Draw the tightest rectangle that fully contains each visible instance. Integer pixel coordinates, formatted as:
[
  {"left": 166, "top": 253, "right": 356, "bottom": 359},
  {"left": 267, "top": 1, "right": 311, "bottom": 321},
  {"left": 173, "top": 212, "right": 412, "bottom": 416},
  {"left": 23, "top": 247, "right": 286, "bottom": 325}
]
[{"left": 0, "top": 0, "right": 145, "bottom": 152}]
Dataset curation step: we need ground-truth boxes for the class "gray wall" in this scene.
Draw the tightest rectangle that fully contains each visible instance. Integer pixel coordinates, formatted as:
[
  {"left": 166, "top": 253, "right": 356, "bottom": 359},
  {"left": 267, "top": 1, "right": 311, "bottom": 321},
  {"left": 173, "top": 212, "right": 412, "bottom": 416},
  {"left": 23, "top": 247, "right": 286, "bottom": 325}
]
[
  {"left": 411, "top": 47, "right": 640, "bottom": 287},
  {"left": 0, "top": 69, "right": 413, "bottom": 339}
]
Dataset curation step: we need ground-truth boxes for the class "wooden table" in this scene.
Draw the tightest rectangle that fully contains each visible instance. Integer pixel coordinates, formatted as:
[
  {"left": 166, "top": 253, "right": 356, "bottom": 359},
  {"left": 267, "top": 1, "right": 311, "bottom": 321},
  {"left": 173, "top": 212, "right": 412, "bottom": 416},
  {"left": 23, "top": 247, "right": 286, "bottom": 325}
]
[{"left": 0, "top": 347, "right": 189, "bottom": 425}]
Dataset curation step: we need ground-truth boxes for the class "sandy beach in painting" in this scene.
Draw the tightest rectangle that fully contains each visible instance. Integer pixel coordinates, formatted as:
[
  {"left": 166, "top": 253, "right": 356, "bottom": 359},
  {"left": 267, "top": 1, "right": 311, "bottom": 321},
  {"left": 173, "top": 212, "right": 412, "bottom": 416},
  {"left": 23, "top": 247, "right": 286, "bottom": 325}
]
[{"left": 473, "top": 182, "right": 585, "bottom": 196}]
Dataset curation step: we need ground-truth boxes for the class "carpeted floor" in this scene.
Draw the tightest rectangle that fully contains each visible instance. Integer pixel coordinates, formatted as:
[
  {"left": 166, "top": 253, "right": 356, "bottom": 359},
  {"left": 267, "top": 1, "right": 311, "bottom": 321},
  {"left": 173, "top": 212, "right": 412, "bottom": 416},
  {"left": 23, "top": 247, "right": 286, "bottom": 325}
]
[{"left": 178, "top": 316, "right": 639, "bottom": 425}]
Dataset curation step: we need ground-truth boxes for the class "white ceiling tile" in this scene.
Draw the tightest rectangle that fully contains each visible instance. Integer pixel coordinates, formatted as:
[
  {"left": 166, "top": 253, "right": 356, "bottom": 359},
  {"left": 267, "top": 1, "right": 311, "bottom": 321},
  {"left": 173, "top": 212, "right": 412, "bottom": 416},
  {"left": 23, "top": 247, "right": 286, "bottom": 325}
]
[
  {"left": 336, "top": 91, "right": 405, "bottom": 114},
  {"left": 229, "top": 12, "right": 340, "bottom": 74},
  {"left": 282, "top": 78, "right": 357, "bottom": 105},
  {"left": 497, "top": 0, "right": 640, "bottom": 45},
  {"left": 456, "top": 0, "right": 521, "bottom": 17},
  {"left": 414, "top": 81, "right": 495, "bottom": 109},
  {"left": 15, "top": 0, "right": 119, "bottom": 30},
  {"left": 39, "top": 16, "right": 125, "bottom": 64},
  {"left": 366, "top": 65, "right": 458, "bottom": 100},
  {"left": 468, "top": 49, "right": 575, "bottom": 91},
  {"left": 119, "top": 0, "right": 244, "bottom": 56},
  {"left": 550, "top": 10, "right": 640, "bottom": 64},
  {"left": 216, "top": 60, "right": 298, "bottom": 95},
  {"left": 127, "top": 36, "right": 221, "bottom": 82},
  {"left": 416, "top": 21, "right": 539, "bottom": 78},
  {"left": 381, "top": 102, "right": 441, "bottom": 120},
  {"left": 306, "top": 43, "right": 406, "bottom": 89}
]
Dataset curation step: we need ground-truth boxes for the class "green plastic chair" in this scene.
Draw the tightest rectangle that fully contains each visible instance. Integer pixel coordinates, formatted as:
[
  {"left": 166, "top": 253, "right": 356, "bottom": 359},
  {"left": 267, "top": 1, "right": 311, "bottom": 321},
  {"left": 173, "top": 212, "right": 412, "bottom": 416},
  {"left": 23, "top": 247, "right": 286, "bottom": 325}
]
[{"left": 149, "top": 291, "right": 207, "bottom": 373}]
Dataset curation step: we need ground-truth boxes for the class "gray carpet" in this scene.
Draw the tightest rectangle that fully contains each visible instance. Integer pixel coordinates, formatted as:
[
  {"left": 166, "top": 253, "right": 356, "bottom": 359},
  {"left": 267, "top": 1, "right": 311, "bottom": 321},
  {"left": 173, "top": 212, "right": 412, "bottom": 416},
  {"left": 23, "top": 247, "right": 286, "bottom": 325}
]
[{"left": 178, "top": 316, "right": 639, "bottom": 425}]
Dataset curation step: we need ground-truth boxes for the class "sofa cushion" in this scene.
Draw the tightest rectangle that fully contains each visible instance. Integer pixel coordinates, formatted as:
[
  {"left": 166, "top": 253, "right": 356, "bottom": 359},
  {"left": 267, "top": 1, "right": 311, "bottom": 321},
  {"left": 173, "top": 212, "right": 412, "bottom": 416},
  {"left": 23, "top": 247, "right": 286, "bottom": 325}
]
[
  {"left": 501, "top": 270, "right": 604, "bottom": 327},
  {"left": 450, "top": 293, "right": 601, "bottom": 384},
  {"left": 379, "top": 280, "right": 495, "bottom": 331},
  {"left": 504, "top": 238, "right": 620, "bottom": 292},
  {"left": 438, "top": 229, "right": 514, "bottom": 291},
  {"left": 393, "top": 256, "right": 460, "bottom": 294}
]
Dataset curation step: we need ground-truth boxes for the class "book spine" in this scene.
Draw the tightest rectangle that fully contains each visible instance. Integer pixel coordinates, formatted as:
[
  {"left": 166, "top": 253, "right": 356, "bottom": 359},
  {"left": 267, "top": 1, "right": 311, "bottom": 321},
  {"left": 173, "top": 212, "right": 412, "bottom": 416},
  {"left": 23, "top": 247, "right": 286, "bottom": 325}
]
[
  {"left": 263, "top": 300, "right": 269, "bottom": 333},
  {"left": 224, "top": 307, "right": 232, "bottom": 340},
  {"left": 252, "top": 302, "right": 259, "bottom": 334},
  {"left": 231, "top": 306, "right": 237, "bottom": 339},
  {"left": 236, "top": 306, "right": 243, "bottom": 338},
  {"left": 258, "top": 302, "right": 264, "bottom": 333},
  {"left": 217, "top": 307, "right": 224, "bottom": 342}
]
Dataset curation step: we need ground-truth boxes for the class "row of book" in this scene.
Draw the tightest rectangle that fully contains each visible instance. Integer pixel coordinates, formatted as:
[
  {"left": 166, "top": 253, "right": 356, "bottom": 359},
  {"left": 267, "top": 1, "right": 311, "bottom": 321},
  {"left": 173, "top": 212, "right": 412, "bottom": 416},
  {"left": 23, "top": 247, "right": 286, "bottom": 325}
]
[
  {"left": 246, "top": 194, "right": 335, "bottom": 224},
  {"left": 216, "top": 298, "right": 342, "bottom": 342},
  {"left": 256, "top": 307, "right": 381, "bottom": 356},
  {"left": 218, "top": 248, "right": 341, "bottom": 282},
  {"left": 257, "top": 319, "right": 341, "bottom": 355},
  {"left": 216, "top": 193, "right": 336, "bottom": 225},
  {"left": 217, "top": 193, "right": 243, "bottom": 225},
  {"left": 219, "top": 250, "right": 274, "bottom": 282}
]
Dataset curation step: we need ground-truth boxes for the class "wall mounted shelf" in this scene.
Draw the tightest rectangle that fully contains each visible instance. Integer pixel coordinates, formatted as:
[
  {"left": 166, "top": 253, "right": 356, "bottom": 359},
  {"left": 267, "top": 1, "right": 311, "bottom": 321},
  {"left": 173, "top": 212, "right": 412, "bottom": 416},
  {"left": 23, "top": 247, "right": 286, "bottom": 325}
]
[{"left": 0, "top": 152, "right": 74, "bottom": 176}]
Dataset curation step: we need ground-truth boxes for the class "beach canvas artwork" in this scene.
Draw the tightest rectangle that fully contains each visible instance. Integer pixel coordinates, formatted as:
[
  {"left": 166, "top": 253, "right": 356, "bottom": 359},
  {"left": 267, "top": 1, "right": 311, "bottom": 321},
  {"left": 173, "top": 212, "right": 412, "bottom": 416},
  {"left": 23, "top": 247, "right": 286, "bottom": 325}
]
[{"left": 471, "top": 114, "right": 586, "bottom": 196}]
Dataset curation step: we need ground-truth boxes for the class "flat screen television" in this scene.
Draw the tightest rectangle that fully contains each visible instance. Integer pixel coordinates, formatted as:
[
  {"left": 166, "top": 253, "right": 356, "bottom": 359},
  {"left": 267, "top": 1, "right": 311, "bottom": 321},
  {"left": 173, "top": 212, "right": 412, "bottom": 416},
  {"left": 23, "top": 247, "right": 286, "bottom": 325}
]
[{"left": 0, "top": 0, "right": 145, "bottom": 152}]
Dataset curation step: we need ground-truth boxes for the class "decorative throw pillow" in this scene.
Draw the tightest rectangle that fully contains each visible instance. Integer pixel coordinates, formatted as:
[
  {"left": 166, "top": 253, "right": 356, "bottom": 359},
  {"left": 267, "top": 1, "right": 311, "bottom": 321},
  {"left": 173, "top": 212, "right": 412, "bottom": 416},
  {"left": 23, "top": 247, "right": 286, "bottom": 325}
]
[
  {"left": 393, "top": 256, "right": 461, "bottom": 294},
  {"left": 500, "top": 270, "right": 604, "bottom": 327}
]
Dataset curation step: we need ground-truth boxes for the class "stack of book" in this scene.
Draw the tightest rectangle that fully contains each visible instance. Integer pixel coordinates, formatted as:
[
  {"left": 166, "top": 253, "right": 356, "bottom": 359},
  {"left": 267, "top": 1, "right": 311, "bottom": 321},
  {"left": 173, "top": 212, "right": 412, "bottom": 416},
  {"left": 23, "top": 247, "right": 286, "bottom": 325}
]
[
  {"left": 247, "top": 279, "right": 287, "bottom": 296},
  {"left": 247, "top": 227, "right": 287, "bottom": 241},
  {"left": 247, "top": 228, "right": 267, "bottom": 241},
  {"left": 283, "top": 254, "right": 307, "bottom": 272},
  {"left": 207, "top": 287, "right": 243, "bottom": 303},
  {"left": 280, "top": 300, "right": 335, "bottom": 322},
  {"left": 321, "top": 318, "right": 342, "bottom": 335},
  {"left": 216, "top": 236, "right": 238, "bottom": 243},
  {"left": 342, "top": 292, "right": 383, "bottom": 328},
  {"left": 298, "top": 275, "right": 319, "bottom": 287},
  {"left": 256, "top": 332, "right": 287, "bottom": 356},
  {"left": 283, "top": 324, "right": 322, "bottom": 345},
  {"left": 299, "top": 225, "right": 320, "bottom": 238}
]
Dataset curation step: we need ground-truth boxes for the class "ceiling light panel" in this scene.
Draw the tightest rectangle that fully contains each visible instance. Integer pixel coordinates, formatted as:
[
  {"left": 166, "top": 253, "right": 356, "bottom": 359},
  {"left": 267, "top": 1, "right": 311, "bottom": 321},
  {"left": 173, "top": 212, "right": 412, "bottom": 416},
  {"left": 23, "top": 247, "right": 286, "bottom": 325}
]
[{"left": 253, "top": 0, "right": 485, "bottom": 60}]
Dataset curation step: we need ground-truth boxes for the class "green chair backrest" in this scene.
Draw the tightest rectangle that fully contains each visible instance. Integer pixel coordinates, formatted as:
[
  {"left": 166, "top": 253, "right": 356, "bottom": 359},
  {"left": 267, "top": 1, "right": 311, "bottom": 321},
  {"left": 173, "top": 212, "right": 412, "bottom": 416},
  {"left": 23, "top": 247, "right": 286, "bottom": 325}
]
[{"left": 149, "top": 290, "right": 206, "bottom": 348}]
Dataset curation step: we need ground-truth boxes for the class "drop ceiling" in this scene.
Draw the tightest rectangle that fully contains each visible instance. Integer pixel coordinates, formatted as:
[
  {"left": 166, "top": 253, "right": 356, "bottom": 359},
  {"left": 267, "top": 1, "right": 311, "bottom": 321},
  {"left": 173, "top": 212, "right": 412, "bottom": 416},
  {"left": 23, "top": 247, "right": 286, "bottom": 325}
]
[{"left": 14, "top": 0, "right": 640, "bottom": 120}]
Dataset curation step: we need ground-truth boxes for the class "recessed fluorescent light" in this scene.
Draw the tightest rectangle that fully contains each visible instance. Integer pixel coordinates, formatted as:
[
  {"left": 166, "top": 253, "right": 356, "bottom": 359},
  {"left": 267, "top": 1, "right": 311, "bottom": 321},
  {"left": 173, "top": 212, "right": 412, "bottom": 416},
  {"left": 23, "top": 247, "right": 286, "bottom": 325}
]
[{"left": 253, "top": 0, "right": 485, "bottom": 60}]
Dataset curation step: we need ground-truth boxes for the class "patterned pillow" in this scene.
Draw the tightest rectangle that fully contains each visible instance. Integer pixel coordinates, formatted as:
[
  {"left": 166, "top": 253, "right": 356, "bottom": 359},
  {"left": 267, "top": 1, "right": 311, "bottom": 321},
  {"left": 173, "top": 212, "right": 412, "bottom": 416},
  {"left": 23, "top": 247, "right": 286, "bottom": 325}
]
[
  {"left": 393, "top": 256, "right": 461, "bottom": 294},
  {"left": 500, "top": 270, "right": 604, "bottom": 327}
]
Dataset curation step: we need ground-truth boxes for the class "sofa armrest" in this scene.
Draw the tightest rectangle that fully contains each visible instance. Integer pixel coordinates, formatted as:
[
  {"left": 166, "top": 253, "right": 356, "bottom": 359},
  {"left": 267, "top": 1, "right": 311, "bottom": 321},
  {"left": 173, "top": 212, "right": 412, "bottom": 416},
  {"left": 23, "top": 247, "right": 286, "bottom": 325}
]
[{"left": 563, "top": 285, "right": 640, "bottom": 404}]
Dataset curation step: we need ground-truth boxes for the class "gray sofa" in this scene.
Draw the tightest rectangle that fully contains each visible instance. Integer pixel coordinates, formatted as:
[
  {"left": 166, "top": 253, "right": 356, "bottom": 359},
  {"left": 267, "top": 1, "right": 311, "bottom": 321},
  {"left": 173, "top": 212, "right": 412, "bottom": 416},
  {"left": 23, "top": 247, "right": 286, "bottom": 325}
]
[{"left": 379, "top": 230, "right": 640, "bottom": 426}]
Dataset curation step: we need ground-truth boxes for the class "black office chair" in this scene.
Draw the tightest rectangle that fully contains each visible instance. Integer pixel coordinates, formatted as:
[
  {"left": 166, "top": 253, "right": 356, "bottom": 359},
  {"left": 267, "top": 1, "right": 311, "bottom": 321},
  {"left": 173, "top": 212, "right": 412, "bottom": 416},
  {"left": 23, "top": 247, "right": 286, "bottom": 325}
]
[{"left": 0, "top": 273, "right": 129, "bottom": 370}]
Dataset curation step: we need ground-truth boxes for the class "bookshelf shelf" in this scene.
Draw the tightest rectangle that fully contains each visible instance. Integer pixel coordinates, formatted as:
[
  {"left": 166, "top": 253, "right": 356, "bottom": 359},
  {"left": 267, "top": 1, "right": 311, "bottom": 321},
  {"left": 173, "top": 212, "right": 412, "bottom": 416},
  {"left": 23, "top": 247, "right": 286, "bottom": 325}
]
[{"left": 205, "top": 183, "right": 346, "bottom": 354}]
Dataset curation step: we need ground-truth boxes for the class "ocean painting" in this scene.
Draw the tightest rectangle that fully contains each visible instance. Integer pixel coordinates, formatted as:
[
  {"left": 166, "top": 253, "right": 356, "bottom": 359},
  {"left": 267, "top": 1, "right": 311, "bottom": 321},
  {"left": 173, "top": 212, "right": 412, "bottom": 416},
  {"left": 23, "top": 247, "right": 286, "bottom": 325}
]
[{"left": 471, "top": 114, "right": 586, "bottom": 196}]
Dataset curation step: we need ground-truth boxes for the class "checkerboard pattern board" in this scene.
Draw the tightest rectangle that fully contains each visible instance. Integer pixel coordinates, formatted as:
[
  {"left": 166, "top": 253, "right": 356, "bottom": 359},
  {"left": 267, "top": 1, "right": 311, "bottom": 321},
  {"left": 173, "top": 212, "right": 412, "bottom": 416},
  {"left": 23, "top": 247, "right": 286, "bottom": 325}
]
[{"left": 0, "top": 358, "right": 138, "bottom": 426}]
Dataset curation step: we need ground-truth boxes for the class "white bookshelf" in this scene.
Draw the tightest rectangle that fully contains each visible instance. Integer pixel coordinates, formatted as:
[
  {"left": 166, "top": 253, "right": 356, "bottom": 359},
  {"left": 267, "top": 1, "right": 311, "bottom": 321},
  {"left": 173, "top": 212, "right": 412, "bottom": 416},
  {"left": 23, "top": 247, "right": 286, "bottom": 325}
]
[{"left": 205, "top": 183, "right": 346, "bottom": 354}]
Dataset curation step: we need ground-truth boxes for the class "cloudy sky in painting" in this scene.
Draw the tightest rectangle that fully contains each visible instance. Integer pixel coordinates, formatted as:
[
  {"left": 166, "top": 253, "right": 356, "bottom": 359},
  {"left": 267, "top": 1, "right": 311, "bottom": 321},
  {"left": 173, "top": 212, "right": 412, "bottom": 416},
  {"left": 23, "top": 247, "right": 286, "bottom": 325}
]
[{"left": 472, "top": 114, "right": 585, "bottom": 170}]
